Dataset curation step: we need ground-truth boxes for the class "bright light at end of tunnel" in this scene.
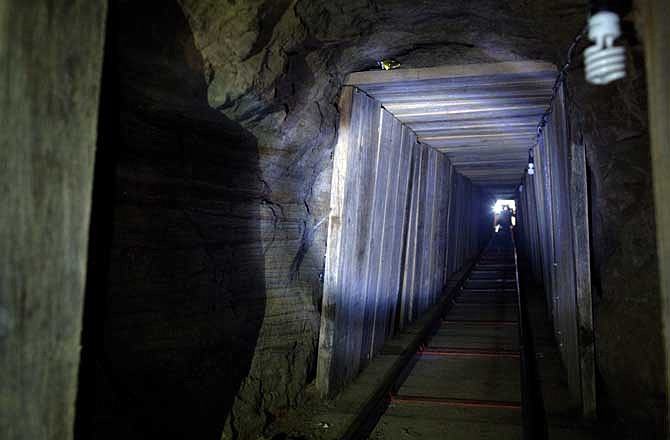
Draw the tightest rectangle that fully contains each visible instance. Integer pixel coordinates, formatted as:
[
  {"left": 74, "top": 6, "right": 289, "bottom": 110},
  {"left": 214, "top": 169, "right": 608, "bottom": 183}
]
[{"left": 492, "top": 199, "right": 516, "bottom": 214}]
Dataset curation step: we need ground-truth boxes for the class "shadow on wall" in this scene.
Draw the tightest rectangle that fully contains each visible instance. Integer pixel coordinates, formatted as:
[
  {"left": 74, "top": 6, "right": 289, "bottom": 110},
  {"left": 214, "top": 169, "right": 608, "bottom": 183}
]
[{"left": 75, "top": 1, "right": 266, "bottom": 439}]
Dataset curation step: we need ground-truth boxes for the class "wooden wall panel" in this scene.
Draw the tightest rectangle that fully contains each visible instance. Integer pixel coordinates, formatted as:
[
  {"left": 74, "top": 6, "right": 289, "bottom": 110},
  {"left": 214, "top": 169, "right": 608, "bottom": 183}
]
[
  {"left": 0, "top": 3, "right": 107, "bottom": 438},
  {"left": 399, "top": 144, "right": 422, "bottom": 329},
  {"left": 343, "top": 93, "right": 382, "bottom": 377},
  {"left": 387, "top": 127, "right": 415, "bottom": 337},
  {"left": 547, "top": 89, "right": 581, "bottom": 404},
  {"left": 317, "top": 88, "right": 488, "bottom": 396},
  {"left": 359, "top": 108, "right": 393, "bottom": 367},
  {"left": 318, "top": 87, "right": 372, "bottom": 393},
  {"left": 517, "top": 86, "right": 596, "bottom": 417},
  {"left": 640, "top": 1, "right": 670, "bottom": 432},
  {"left": 369, "top": 115, "right": 404, "bottom": 356}
]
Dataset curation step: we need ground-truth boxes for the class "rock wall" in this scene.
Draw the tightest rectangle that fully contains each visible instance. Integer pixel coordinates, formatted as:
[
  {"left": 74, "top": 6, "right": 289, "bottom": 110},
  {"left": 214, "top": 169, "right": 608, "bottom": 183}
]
[
  {"left": 175, "top": 1, "right": 575, "bottom": 437},
  {"left": 82, "top": 0, "right": 666, "bottom": 438},
  {"left": 77, "top": 1, "right": 327, "bottom": 438}
]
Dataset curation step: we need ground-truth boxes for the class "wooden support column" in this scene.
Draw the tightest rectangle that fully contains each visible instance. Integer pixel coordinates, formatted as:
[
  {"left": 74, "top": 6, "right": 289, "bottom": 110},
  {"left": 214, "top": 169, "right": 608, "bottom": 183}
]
[
  {"left": 640, "top": 1, "right": 670, "bottom": 433},
  {"left": 570, "top": 143, "right": 596, "bottom": 419},
  {"left": 317, "top": 86, "right": 356, "bottom": 395},
  {"left": 0, "top": 2, "right": 107, "bottom": 439}
]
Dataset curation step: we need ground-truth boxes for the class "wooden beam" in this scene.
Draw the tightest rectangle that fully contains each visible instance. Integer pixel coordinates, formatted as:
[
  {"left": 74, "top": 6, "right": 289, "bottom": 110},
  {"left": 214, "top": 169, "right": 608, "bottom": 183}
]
[
  {"left": 641, "top": 1, "right": 670, "bottom": 432},
  {"left": 452, "top": 159, "right": 528, "bottom": 167},
  {"left": 0, "top": 2, "right": 107, "bottom": 438},
  {"left": 409, "top": 117, "right": 540, "bottom": 133},
  {"left": 345, "top": 61, "right": 557, "bottom": 86},
  {"left": 433, "top": 144, "right": 531, "bottom": 153},
  {"left": 376, "top": 89, "right": 552, "bottom": 104},
  {"left": 385, "top": 96, "right": 549, "bottom": 112},
  {"left": 420, "top": 132, "right": 534, "bottom": 142},
  {"left": 460, "top": 170, "right": 525, "bottom": 177},
  {"left": 317, "top": 86, "right": 356, "bottom": 396},
  {"left": 358, "top": 77, "right": 556, "bottom": 96},
  {"left": 570, "top": 143, "right": 596, "bottom": 419},
  {"left": 394, "top": 105, "right": 546, "bottom": 122}
]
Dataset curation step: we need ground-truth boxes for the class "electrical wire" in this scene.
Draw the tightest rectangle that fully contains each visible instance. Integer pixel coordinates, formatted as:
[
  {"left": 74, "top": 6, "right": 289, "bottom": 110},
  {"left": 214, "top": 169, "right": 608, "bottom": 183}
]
[{"left": 526, "top": 30, "right": 586, "bottom": 175}]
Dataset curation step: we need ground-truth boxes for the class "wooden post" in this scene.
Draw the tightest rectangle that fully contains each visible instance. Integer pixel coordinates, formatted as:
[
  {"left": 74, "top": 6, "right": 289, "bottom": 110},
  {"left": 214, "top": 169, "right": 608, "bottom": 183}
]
[
  {"left": 317, "top": 86, "right": 355, "bottom": 396},
  {"left": 0, "top": 2, "right": 107, "bottom": 439},
  {"left": 640, "top": 1, "right": 670, "bottom": 434},
  {"left": 570, "top": 143, "right": 596, "bottom": 419}
]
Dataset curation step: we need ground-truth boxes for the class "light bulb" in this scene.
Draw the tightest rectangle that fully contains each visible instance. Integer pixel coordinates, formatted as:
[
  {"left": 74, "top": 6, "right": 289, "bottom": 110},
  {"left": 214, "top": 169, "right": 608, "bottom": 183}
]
[
  {"left": 584, "top": 11, "right": 626, "bottom": 85},
  {"left": 527, "top": 163, "right": 535, "bottom": 176}
]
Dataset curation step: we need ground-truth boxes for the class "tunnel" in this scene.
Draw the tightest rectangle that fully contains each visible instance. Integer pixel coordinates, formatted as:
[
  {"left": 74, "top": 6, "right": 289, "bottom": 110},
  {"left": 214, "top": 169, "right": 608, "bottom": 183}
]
[{"left": 1, "top": 1, "right": 669, "bottom": 440}]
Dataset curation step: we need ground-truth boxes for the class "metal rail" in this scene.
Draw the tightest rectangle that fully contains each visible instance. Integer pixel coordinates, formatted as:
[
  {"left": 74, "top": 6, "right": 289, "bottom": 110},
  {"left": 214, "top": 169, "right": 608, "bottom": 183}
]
[{"left": 510, "top": 227, "right": 548, "bottom": 439}]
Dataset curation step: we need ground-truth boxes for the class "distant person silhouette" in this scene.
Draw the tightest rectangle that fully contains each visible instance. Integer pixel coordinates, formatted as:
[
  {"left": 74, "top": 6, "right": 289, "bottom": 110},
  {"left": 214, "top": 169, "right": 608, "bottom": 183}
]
[{"left": 496, "top": 205, "right": 512, "bottom": 233}]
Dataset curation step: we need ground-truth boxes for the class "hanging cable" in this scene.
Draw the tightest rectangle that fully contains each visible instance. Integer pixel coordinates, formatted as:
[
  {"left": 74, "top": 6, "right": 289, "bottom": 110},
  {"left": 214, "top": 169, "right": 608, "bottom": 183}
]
[{"left": 526, "top": 30, "right": 584, "bottom": 177}]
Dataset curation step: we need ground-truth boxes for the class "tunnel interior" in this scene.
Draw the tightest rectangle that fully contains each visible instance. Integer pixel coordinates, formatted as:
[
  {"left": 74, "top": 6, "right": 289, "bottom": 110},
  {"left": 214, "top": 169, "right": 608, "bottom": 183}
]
[
  {"left": 2, "top": 1, "right": 668, "bottom": 440},
  {"left": 76, "top": 3, "right": 664, "bottom": 439},
  {"left": 316, "top": 61, "right": 567, "bottom": 396}
]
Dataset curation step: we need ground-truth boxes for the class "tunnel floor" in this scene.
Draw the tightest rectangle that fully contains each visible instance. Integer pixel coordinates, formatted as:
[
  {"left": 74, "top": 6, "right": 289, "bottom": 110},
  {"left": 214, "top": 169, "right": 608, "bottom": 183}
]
[{"left": 367, "top": 233, "right": 593, "bottom": 439}]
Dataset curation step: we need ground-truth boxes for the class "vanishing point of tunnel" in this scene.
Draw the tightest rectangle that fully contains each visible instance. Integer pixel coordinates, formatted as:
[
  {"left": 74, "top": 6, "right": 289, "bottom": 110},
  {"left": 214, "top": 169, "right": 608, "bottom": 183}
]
[{"left": 2, "top": 1, "right": 670, "bottom": 440}]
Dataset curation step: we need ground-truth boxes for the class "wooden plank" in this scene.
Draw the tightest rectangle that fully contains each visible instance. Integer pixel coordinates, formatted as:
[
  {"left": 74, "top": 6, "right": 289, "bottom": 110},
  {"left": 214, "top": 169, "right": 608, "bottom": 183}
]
[
  {"left": 376, "top": 88, "right": 552, "bottom": 104},
  {"left": 570, "top": 143, "right": 596, "bottom": 419},
  {"left": 534, "top": 137, "right": 555, "bottom": 318},
  {"left": 395, "top": 105, "right": 546, "bottom": 123},
  {"left": 453, "top": 160, "right": 528, "bottom": 167},
  {"left": 358, "top": 77, "right": 555, "bottom": 97},
  {"left": 338, "top": 92, "right": 364, "bottom": 382},
  {"left": 345, "top": 61, "right": 557, "bottom": 86},
  {"left": 333, "top": 90, "right": 370, "bottom": 389},
  {"left": 384, "top": 123, "right": 408, "bottom": 324},
  {"left": 370, "top": 115, "right": 404, "bottom": 356},
  {"left": 445, "top": 170, "right": 458, "bottom": 276},
  {"left": 640, "top": 2, "right": 670, "bottom": 432},
  {"left": 430, "top": 139, "right": 533, "bottom": 149},
  {"left": 442, "top": 162, "right": 455, "bottom": 283},
  {"left": 317, "top": 86, "right": 359, "bottom": 395},
  {"left": 523, "top": 175, "right": 542, "bottom": 282},
  {"left": 345, "top": 94, "right": 382, "bottom": 378},
  {"left": 428, "top": 150, "right": 442, "bottom": 309},
  {"left": 0, "top": 3, "right": 107, "bottom": 438},
  {"left": 400, "top": 143, "right": 423, "bottom": 326},
  {"left": 420, "top": 133, "right": 534, "bottom": 143},
  {"left": 360, "top": 108, "right": 395, "bottom": 366},
  {"left": 548, "top": 88, "right": 581, "bottom": 405},
  {"left": 387, "top": 126, "right": 415, "bottom": 336},
  {"left": 456, "top": 175, "right": 466, "bottom": 272},
  {"left": 386, "top": 96, "right": 550, "bottom": 112},
  {"left": 412, "top": 146, "right": 430, "bottom": 316},
  {"left": 461, "top": 169, "right": 525, "bottom": 176},
  {"left": 435, "top": 156, "right": 450, "bottom": 293},
  {"left": 454, "top": 175, "right": 465, "bottom": 271}
]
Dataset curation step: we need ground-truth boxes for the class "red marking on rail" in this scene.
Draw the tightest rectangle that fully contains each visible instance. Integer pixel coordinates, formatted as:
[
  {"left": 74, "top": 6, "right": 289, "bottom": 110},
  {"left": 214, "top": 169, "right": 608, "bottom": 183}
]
[
  {"left": 389, "top": 394, "right": 521, "bottom": 410},
  {"left": 419, "top": 348, "right": 520, "bottom": 359}
]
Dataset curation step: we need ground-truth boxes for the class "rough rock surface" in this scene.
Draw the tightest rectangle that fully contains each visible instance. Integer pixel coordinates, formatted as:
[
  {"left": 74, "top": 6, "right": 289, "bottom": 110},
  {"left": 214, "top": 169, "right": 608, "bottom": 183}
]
[{"left": 81, "top": 1, "right": 665, "bottom": 439}]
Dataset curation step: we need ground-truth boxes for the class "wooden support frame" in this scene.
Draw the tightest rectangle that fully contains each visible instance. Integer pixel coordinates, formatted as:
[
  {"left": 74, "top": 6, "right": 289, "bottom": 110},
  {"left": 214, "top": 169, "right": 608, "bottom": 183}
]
[
  {"left": 317, "top": 84, "right": 489, "bottom": 397},
  {"left": 317, "top": 86, "right": 356, "bottom": 395},
  {"left": 640, "top": 0, "right": 670, "bottom": 433},
  {"left": 517, "top": 86, "right": 596, "bottom": 419},
  {"left": 570, "top": 142, "right": 596, "bottom": 419}
]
